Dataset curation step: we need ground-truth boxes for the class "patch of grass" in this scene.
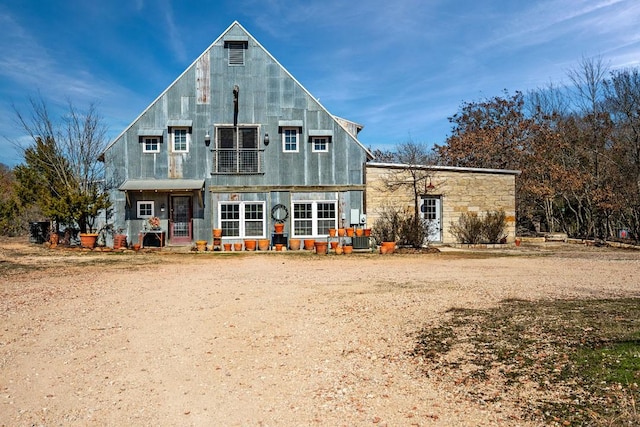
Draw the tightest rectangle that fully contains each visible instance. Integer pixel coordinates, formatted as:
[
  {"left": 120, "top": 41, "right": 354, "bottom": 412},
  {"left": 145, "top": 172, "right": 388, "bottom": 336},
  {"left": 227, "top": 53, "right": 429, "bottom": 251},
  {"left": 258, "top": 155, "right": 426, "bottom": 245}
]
[{"left": 411, "top": 298, "right": 640, "bottom": 426}]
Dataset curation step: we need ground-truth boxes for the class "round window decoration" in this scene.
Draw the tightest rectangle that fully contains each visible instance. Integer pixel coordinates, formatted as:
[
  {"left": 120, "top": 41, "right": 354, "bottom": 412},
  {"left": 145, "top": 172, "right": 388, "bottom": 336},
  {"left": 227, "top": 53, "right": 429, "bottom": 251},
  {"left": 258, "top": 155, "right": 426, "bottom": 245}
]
[{"left": 271, "top": 204, "right": 289, "bottom": 223}]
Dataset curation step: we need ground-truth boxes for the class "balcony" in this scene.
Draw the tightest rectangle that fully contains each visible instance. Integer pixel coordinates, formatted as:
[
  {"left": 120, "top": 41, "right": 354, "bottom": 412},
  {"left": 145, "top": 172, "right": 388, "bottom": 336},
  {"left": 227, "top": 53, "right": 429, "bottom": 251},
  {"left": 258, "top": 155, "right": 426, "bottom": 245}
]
[{"left": 212, "top": 148, "right": 265, "bottom": 174}]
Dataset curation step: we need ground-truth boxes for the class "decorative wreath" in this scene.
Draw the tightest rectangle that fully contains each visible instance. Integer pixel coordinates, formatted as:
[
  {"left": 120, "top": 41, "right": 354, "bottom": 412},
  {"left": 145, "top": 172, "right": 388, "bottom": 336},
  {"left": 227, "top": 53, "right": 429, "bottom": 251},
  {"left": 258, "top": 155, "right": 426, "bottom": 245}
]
[{"left": 271, "top": 203, "right": 289, "bottom": 223}]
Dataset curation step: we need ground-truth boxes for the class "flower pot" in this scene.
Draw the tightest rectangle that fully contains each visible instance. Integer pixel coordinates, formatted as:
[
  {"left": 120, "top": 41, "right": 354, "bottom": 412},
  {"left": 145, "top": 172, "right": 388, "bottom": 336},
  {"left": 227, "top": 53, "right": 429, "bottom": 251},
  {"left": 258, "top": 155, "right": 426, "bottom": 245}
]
[
  {"left": 329, "top": 228, "right": 336, "bottom": 237},
  {"left": 196, "top": 240, "right": 208, "bottom": 252},
  {"left": 335, "top": 246, "right": 343, "bottom": 255},
  {"left": 258, "top": 239, "right": 270, "bottom": 251},
  {"left": 49, "top": 232, "right": 59, "bottom": 248},
  {"left": 79, "top": 233, "right": 98, "bottom": 249},
  {"left": 244, "top": 240, "right": 257, "bottom": 251},
  {"left": 132, "top": 243, "right": 141, "bottom": 252},
  {"left": 223, "top": 243, "right": 232, "bottom": 251},
  {"left": 515, "top": 237, "right": 522, "bottom": 247},
  {"left": 338, "top": 228, "right": 346, "bottom": 237},
  {"left": 289, "top": 238, "right": 301, "bottom": 250},
  {"left": 355, "top": 228, "right": 364, "bottom": 237},
  {"left": 343, "top": 245, "right": 353, "bottom": 254},
  {"left": 274, "top": 223, "right": 285, "bottom": 234},
  {"left": 346, "top": 228, "right": 355, "bottom": 237},
  {"left": 364, "top": 228, "right": 371, "bottom": 237},
  {"left": 315, "top": 241, "right": 328, "bottom": 255},
  {"left": 113, "top": 234, "right": 127, "bottom": 249},
  {"left": 304, "top": 239, "right": 315, "bottom": 250},
  {"left": 275, "top": 243, "right": 284, "bottom": 251},
  {"left": 380, "top": 241, "right": 396, "bottom": 254},
  {"left": 234, "top": 242, "right": 243, "bottom": 251},
  {"left": 330, "top": 241, "right": 339, "bottom": 250}
]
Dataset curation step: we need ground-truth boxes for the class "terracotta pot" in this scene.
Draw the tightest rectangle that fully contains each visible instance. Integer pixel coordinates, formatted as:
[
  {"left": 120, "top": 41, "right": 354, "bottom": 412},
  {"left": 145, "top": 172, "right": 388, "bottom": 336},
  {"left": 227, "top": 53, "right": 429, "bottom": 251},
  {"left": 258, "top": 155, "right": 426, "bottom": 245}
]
[
  {"left": 355, "top": 228, "right": 364, "bottom": 237},
  {"left": 274, "top": 223, "right": 285, "bottom": 234},
  {"left": 315, "top": 241, "right": 328, "bottom": 255},
  {"left": 338, "top": 228, "right": 346, "bottom": 237},
  {"left": 49, "top": 233, "right": 59, "bottom": 248},
  {"left": 289, "top": 238, "right": 301, "bottom": 250},
  {"left": 79, "top": 233, "right": 98, "bottom": 249},
  {"left": 197, "top": 240, "right": 208, "bottom": 252},
  {"left": 515, "top": 237, "right": 522, "bottom": 247},
  {"left": 380, "top": 241, "right": 396, "bottom": 254},
  {"left": 343, "top": 245, "right": 353, "bottom": 254},
  {"left": 234, "top": 242, "right": 243, "bottom": 251},
  {"left": 346, "top": 228, "right": 355, "bottom": 237},
  {"left": 244, "top": 240, "right": 257, "bottom": 251},
  {"left": 330, "top": 241, "right": 339, "bottom": 250},
  {"left": 132, "top": 243, "right": 141, "bottom": 252},
  {"left": 329, "top": 228, "right": 336, "bottom": 237},
  {"left": 364, "top": 228, "right": 371, "bottom": 237},
  {"left": 258, "top": 239, "right": 270, "bottom": 251},
  {"left": 275, "top": 243, "right": 284, "bottom": 251},
  {"left": 113, "top": 234, "right": 127, "bottom": 249},
  {"left": 213, "top": 228, "right": 223, "bottom": 238},
  {"left": 304, "top": 239, "right": 315, "bottom": 250},
  {"left": 335, "top": 246, "right": 343, "bottom": 255},
  {"left": 223, "top": 243, "right": 232, "bottom": 251}
]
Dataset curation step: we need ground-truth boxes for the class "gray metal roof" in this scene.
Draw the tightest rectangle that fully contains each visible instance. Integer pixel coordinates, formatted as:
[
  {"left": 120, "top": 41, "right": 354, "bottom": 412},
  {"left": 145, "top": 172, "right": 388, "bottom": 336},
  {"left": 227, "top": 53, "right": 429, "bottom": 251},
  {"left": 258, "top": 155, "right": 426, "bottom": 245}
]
[{"left": 119, "top": 179, "right": 205, "bottom": 191}]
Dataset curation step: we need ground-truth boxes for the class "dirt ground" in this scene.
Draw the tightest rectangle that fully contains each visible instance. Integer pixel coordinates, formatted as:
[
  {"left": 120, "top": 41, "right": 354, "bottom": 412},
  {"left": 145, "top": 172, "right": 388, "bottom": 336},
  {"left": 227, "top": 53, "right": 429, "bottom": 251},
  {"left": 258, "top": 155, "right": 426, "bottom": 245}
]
[{"left": 1, "top": 239, "right": 639, "bottom": 426}]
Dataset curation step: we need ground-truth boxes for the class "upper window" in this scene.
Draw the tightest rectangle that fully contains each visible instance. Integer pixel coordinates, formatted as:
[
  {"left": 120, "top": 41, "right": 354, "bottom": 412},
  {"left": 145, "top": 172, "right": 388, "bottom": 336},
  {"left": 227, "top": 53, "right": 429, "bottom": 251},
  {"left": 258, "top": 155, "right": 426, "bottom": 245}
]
[
  {"left": 137, "top": 201, "right": 154, "bottom": 218},
  {"left": 142, "top": 137, "right": 160, "bottom": 153},
  {"left": 214, "top": 126, "right": 260, "bottom": 174},
  {"left": 172, "top": 128, "right": 189, "bottom": 153},
  {"left": 292, "top": 201, "right": 337, "bottom": 237},
  {"left": 219, "top": 201, "right": 265, "bottom": 238},
  {"left": 283, "top": 128, "right": 299, "bottom": 153},
  {"left": 225, "top": 41, "right": 248, "bottom": 66},
  {"left": 312, "top": 137, "right": 329, "bottom": 153}
]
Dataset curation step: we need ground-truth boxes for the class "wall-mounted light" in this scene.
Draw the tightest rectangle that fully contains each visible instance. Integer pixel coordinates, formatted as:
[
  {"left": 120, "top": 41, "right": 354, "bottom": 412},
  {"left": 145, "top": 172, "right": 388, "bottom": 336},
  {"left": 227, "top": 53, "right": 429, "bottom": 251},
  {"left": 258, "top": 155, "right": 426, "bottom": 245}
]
[
  {"left": 425, "top": 177, "right": 435, "bottom": 192},
  {"left": 160, "top": 203, "right": 166, "bottom": 212},
  {"left": 263, "top": 133, "right": 269, "bottom": 146},
  {"left": 204, "top": 132, "right": 211, "bottom": 147}
]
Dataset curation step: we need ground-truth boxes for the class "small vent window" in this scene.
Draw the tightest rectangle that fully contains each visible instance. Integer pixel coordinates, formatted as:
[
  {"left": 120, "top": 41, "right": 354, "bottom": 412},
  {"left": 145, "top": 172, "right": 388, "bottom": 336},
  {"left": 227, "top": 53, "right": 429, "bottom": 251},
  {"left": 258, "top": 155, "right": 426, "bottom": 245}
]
[{"left": 225, "top": 41, "right": 247, "bottom": 66}]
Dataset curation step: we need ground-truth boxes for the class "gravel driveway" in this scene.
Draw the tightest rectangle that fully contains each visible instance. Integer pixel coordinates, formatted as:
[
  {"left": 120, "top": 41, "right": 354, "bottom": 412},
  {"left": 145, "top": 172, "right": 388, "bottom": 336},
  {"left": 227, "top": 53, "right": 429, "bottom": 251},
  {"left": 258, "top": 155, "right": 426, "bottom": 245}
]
[{"left": 1, "top": 240, "right": 639, "bottom": 426}]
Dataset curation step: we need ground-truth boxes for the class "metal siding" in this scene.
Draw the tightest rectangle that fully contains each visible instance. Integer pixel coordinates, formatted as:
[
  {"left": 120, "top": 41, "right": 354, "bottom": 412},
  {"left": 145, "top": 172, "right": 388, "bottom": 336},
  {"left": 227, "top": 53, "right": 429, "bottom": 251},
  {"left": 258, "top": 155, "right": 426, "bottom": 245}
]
[{"left": 105, "top": 22, "right": 370, "bottom": 242}]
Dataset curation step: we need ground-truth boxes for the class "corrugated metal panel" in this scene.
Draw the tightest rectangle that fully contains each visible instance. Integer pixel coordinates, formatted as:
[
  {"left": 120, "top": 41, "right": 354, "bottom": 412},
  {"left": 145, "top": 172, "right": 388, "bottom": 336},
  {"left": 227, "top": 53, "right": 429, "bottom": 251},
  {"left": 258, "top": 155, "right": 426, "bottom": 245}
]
[
  {"left": 119, "top": 179, "right": 204, "bottom": 191},
  {"left": 196, "top": 52, "right": 210, "bottom": 104}
]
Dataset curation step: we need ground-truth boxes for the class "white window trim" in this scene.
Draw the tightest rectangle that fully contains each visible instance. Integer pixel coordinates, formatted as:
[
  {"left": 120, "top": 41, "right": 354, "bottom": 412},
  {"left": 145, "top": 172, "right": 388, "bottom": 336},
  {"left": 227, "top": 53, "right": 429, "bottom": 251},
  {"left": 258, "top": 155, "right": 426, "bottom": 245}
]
[
  {"left": 137, "top": 201, "right": 154, "bottom": 218},
  {"left": 282, "top": 128, "right": 299, "bottom": 153},
  {"left": 218, "top": 201, "right": 266, "bottom": 238},
  {"left": 291, "top": 200, "right": 337, "bottom": 238},
  {"left": 142, "top": 136, "right": 160, "bottom": 153},
  {"left": 311, "top": 136, "right": 329, "bottom": 153},
  {"left": 172, "top": 128, "right": 190, "bottom": 153}
]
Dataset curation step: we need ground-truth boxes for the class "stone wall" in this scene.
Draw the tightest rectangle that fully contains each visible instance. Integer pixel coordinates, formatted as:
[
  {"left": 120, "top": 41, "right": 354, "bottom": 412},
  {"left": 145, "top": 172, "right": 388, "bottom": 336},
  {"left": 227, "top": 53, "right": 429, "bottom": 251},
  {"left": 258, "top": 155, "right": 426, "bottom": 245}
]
[{"left": 365, "top": 164, "right": 517, "bottom": 244}]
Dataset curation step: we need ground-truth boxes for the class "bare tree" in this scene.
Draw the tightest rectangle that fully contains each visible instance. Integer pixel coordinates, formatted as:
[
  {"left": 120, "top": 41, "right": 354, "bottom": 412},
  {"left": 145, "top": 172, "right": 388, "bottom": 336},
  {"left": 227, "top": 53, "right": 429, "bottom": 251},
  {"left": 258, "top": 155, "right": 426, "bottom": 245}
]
[
  {"left": 376, "top": 141, "right": 438, "bottom": 247},
  {"left": 12, "top": 95, "right": 111, "bottom": 234}
]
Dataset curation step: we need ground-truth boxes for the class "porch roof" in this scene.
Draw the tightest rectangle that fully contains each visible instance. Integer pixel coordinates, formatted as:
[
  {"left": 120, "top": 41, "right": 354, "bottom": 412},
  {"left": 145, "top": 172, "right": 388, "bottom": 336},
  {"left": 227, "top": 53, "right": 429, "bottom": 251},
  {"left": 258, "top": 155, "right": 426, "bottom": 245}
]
[{"left": 119, "top": 179, "right": 205, "bottom": 192}]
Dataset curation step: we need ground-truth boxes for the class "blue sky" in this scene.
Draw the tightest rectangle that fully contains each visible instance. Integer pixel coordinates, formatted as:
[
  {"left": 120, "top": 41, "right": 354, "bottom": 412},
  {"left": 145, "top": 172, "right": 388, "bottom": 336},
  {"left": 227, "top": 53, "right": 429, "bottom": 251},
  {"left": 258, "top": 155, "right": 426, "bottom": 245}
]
[{"left": 1, "top": 0, "right": 639, "bottom": 166}]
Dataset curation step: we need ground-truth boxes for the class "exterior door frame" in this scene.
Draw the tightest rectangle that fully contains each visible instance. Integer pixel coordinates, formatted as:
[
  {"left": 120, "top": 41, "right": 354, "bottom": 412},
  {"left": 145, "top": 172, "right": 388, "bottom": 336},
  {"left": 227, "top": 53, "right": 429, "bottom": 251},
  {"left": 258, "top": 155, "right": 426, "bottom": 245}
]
[
  {"left": 420, "top": 195, "right": 442, "bottom": 243},
  {"left": 170, "top": 195, "right": 193, "bottom": 244}
]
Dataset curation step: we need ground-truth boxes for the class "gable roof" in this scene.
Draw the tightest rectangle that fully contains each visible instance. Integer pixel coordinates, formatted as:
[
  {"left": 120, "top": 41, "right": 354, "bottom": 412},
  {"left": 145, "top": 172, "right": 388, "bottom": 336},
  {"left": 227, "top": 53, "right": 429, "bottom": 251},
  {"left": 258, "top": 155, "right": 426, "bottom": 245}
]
[{"left": 102, "top": 21, "right": 373, "bottom": 159}]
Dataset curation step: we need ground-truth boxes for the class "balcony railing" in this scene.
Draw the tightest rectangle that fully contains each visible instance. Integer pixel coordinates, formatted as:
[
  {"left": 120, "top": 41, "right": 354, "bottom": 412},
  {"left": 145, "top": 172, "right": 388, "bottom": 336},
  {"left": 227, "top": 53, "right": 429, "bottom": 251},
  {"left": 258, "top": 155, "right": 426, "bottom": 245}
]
[{"left": 212, "top": 148, "right": 265, "bottom": 174}]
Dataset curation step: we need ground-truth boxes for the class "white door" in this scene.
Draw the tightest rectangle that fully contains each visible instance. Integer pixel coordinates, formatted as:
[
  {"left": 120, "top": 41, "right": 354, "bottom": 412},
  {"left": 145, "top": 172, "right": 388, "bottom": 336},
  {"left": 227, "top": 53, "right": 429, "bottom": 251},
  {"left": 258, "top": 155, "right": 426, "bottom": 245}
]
[{"left": 420, "top": 196, "right": 442, "bottom": 242}]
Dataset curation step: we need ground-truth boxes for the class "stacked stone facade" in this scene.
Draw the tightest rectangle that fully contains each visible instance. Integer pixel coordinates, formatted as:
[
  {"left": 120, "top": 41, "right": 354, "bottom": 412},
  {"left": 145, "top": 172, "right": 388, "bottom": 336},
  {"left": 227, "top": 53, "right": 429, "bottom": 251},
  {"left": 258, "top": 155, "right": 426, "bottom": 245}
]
[{"left": 365, "top": 163, "right": 518, "bottom": 244}]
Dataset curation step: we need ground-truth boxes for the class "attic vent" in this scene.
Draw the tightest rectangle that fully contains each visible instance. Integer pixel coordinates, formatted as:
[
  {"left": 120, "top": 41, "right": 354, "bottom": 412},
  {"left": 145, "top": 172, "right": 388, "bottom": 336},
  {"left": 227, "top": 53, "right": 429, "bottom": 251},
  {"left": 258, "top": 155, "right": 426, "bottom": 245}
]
[{"left": 225, "top": 41, "right": 248, "bottom": 66}]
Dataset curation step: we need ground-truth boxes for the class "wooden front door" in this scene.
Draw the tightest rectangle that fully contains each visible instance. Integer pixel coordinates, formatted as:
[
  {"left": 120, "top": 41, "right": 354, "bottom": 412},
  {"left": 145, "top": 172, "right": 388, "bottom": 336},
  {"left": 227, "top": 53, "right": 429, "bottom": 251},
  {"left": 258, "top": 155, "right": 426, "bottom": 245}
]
[{"left": 170, "top": 196, "right": 192, "bottom": 244}]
